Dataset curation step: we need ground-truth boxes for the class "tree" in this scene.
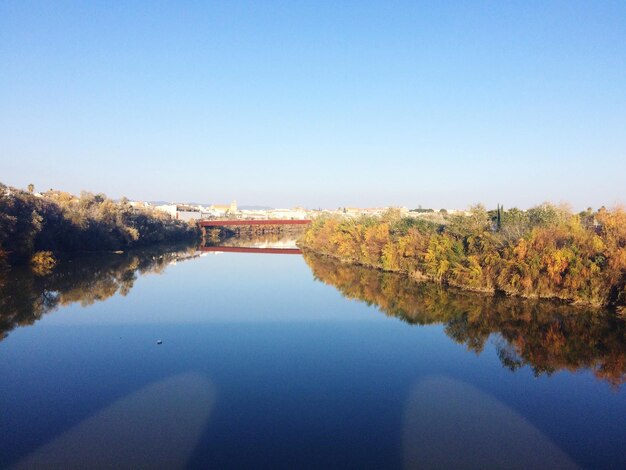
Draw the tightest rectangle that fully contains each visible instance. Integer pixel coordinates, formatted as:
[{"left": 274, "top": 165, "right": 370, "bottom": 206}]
[
  {"left": 299, "top": 203, "right": 626, "bottom": 308},
  {"left": 496, "top": 204, "right": 502, "bottom": 231}
]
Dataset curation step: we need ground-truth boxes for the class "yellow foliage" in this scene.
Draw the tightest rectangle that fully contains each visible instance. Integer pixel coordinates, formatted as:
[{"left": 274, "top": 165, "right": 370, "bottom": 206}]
[{"left": 300, "top": 205, "right": 626, "bottom": 308}]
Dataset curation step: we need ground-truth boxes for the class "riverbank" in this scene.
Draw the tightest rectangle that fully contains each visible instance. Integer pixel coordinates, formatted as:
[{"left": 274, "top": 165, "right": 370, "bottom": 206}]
[
  {"left": 0, "top": 183, "right": 200, "bottom": 269},
  {"left": 299, "top": 205, "right": 626, "bottom": 309}
]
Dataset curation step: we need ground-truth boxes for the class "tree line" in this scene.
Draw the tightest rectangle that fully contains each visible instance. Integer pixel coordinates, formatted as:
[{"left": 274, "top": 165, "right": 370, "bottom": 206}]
[
  {"left": 300, "top": 204, "right": 626, "bottom": 309},
  {"left": 0, "top": 182, "right": 200, "bottom": 267}
]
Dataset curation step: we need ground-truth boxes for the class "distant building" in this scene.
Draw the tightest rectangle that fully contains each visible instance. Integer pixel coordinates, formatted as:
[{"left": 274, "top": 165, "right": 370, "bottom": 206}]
[
  {"left": 153, "top": 204, "right": 203, "bottom": 221},
  {"left": 154, "top": 204, "right": 178, "bottom": 218},
  {"left": 175, "top": 205, "right": 202, "bottom": 222},
  {"left": 129, "top": 201, "right": 151, "bottom": 209},
  {"left": 208, "top": 200, "right": 238, "bottom": 217},
  {"left": 238, "top": 210, "right": 269, "bottom": 220},
  {"left": 268, "top": 208, "right": 309, "bottom": 220}
]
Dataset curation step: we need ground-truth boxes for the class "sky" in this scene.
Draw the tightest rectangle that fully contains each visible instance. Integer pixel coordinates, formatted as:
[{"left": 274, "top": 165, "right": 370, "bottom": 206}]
[{"left": 1, "top": 1, "right": 625, "bottom": 210}]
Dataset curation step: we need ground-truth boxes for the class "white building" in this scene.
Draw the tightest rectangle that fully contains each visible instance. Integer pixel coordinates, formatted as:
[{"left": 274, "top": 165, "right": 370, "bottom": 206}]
[
  {"left": 154, "top": 204, "right": 178, "bottom": 218},
  {"left": 268, "top": 208, "right": 309, "bottom": 220}
]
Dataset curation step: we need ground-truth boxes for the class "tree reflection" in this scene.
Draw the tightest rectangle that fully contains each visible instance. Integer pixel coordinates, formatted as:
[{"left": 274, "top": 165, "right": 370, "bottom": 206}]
[
  {"left": 0, "top": 245, "right": 199, "bottom": 341},
  {"left": 303, "top": 252, "right": 626, "bottom": 388}
]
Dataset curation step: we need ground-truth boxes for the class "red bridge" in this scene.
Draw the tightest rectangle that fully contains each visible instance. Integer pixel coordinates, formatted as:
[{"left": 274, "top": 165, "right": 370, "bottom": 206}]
[{"left": 199, "top": 219, "right": 311, "bottom": 227}]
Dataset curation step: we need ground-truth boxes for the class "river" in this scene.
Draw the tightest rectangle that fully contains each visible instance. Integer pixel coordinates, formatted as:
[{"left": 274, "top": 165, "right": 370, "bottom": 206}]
[{"left": 1, "top": 240, "right": 625, "bottom": 469}]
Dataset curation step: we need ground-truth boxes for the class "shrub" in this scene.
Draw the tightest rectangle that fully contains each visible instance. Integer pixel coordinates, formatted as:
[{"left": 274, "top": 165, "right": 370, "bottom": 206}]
[
  {"left": 300, "top": 204, "right": 626, "bottom": 308},
  {"left": 0, "top": 183, "right": 200, "bottom": 264}
]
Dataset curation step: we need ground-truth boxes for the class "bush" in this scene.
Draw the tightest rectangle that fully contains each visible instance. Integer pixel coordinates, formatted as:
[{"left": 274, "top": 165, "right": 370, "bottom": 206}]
[
  {"left": 300, "top": 204, "right": 626, "bottom": 308},
  {"left": 0, "top": 182, "right": 201, "bottom": 265}
]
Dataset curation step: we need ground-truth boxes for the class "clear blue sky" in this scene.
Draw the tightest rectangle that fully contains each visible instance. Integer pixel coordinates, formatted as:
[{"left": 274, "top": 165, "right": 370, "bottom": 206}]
[{"left": 1, "top": 1, "right": 625, "bottom": 209}]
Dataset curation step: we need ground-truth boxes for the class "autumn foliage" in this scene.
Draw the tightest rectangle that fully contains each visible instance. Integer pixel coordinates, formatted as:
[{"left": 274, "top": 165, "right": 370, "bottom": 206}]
[
  {"left": 300, "top": 205, "right": 626, "bottom": 308},
  {"left": 0, "top": 182, "right": 200, "bottom": 265}
]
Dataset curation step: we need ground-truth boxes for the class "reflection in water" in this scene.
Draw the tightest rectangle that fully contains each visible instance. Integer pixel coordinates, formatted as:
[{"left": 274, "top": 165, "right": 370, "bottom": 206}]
[
  {"left": 15, "top": 373, "right": 216, "bottom": 469},
  {"left": 403, "top": 376, "right": 579, "bottom": 469},
  {"left": 202, "top": 232, "right": 302, "bottom": 254},
  {"left": 203, "top": 231, "right": 301, "bottom": 250},
  {"left": 0, "top": 245, "right": 199, "bottom": 342},
  {"left": 303, "top": 252, "right": 626, "bottom": 388},
  {"left": 1, "top": 239, "right": 625, "bottom": 469},
  {"left": 200, "top": 246, "right": 302, "bottom": 254}
]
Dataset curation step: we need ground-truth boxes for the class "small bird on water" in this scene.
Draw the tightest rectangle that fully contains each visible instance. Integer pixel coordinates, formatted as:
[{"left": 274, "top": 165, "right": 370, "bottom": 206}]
[{"left": 157, "top": 340, "right": 163, "bottom": 345}]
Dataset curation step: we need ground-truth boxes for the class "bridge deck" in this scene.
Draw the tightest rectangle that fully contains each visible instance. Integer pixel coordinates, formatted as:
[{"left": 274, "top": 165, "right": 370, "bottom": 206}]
[{"left": 199, "top": 219, "right": 311, "bottom": 227}]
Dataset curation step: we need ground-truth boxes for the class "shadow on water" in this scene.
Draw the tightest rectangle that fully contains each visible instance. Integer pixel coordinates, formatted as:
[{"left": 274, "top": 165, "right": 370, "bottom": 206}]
[
  {"left": 0, "top": 244, "right": 200, "bottom": 342},
  {"left": 302, "top": 251, "right": 626, "bottom": 388},
  {"left": 403, "top": 376, "right": 580, "bottom": 469},
  {"left": 13, "top": 373, "right": 217, "bottom": 470}
]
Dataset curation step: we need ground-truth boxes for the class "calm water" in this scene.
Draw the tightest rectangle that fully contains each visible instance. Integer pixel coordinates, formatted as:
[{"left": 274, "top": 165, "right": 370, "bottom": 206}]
[{"left": 1, "top": 242, "right": 625, "bottom": 469}]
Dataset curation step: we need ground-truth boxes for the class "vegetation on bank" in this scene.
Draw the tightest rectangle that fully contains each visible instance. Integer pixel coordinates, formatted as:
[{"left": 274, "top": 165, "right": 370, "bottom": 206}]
[
  {"left": 0, "top": 183, "right": 200, "bottom": 267},
  {"left": 300, "top": 204, "right": 626, "bottom": 308}
]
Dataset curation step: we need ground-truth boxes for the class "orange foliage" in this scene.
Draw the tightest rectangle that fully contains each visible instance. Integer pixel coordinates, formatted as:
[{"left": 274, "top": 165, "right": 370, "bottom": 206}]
[{"left": 301, "top": 206, "right": 626, "bottom": 308}]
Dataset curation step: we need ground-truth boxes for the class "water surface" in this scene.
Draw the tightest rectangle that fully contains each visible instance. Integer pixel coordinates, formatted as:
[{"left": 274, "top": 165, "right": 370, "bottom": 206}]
[{"left": 1, "top": 243, "right": 625, "bottom": 469}]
